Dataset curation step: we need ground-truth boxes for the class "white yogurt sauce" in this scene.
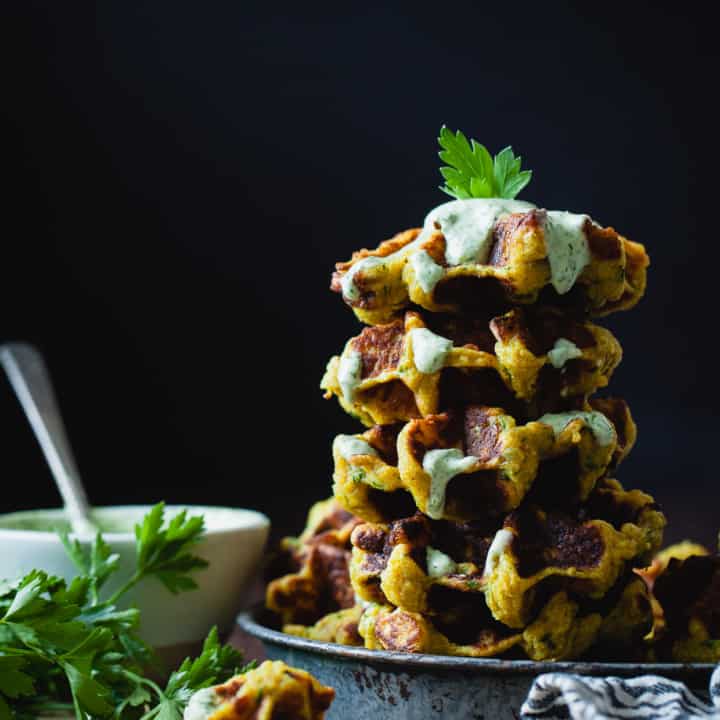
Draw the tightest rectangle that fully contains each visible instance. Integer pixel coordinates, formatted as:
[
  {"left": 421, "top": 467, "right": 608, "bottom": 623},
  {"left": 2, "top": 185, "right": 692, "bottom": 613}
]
[
  {"left": 426, "top": 546, "right": 458, "bottom": 578},
  {"left": 538, "top": 411, "right": 615, "bottom": 446},
  {"left": 483, "top": 528, "right": 514, "bottom": 578},
  {"left": 544, "top": 211, "right": 592, "bottom": 294},
  {"left": 409, "top": 249, "right": 445, "bottom": 294},
  {"left": 334, "top": 435, "right": 378, "bottom": 460},
  {"left": 185, "top": 687, "right": 221, "bottom": 720},
  {"left": 340, "top": 256, "right": 389, "bottom": 301},
  {"left": 341, "top": 200, "right": 595, "bottom": 303},
  {"left": 410, "top": 328, "right": 453, "bottom": 374},
  {"left": 422, "top": 198, "right": 535, "bottom": 266},
  {"left": 547, "top": 338, "right": 583, "bottom": 369},
  {"left": 423, "top": 448, "right": 477, "bottom": 519},
  {"left": 338, "top": 348, "right": 363, "bottom": 403}
]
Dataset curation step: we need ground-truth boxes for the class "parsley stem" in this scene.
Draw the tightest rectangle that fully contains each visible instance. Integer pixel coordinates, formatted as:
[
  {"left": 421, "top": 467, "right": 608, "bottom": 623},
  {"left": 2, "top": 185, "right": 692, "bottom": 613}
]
[
  {"left": 106, "top": 570, "right": 145, "bottom": 606},
  {"left": 24, "top": 700, "right": 74, "bottom": 712},
  {"left": 71, "top": 692, "right": 83, "bottom": 720},
  {"left": 121, "top": 668, "right": 167, "bottom": 704}
]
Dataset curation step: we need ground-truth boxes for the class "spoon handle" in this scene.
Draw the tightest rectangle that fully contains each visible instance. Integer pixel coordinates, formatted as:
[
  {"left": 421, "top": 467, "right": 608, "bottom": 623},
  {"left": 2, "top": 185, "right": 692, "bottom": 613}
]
[{"left": 0, "top": 342, "right": 96, "bottom": 536}]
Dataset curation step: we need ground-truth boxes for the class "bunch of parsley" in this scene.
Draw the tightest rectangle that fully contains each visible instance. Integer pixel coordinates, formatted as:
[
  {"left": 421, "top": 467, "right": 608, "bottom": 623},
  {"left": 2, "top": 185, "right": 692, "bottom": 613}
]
[{"left": 0, "top": 503, "right": 247, "bottom": 720}]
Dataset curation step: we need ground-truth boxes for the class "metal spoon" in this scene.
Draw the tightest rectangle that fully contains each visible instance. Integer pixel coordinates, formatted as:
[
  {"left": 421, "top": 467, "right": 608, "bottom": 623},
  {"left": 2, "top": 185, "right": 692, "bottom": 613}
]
[{"left": 0, "top": 342, "right": 97, "bottom": 537}]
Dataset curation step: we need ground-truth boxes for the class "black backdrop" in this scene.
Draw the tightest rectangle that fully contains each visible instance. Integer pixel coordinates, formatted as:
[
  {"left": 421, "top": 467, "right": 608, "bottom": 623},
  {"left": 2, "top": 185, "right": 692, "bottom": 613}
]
[{"left": 3, "top": 2, "right": 718, "bottom": 545}]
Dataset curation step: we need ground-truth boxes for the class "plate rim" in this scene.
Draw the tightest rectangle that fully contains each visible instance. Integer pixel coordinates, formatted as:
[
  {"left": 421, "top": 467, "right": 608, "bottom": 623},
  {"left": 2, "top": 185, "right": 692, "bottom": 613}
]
[{"left": 237, "top": 605, "right": 716, "bottom": 676}]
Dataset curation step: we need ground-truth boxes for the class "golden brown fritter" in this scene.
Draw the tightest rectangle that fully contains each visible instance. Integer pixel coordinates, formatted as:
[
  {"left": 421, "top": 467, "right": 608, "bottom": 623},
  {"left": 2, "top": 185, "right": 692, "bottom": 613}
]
[
  {"left": 357, "top": 575, "right": 650, "bottom": 661},
  {"left": 484, "top": 504, "right": 655, "bottom": 628},
  {"left": 266, "top": 498, "right": 360, "bottom": 625},
  {"left": 518, "top": 592, "right": 603, "bottom": 661},
  {"left": 639, "top": 549, "right": 720, "bottom": 662},
  {"left": 582, "top": 478, "right": 666, "bottom": 558},
  {"left": 397, "top": 405, "right": 624, "bottom": 522},
  {"left": 331, "top": 209, "right": 648, "bottom": 325},
  {"left": 349, "top": 480, "right": 662, "bottom": 627},
  {"left": 358, "top": 602, "right": 522, "bottom": 658},
  {"left": 185, "top": 660, "right": 335, "bottom": 720},
  {"left": 283, "top": 606, "right": 364, "bottom": 646},
  {"left": 333, "top": 403, "right": 634, "bottom": 524},
  {"left": 321, "top": 308, "right": 622, "bottom": 427},
  {"left": 591, "top": 577, "right": 654, "bottom": 658}
]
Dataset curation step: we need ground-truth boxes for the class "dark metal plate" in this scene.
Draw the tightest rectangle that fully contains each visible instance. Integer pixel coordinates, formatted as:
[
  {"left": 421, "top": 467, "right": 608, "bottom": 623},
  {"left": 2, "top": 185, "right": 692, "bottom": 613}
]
[{"left": 238, "top": 606, "right": 715, "bottom": 720}]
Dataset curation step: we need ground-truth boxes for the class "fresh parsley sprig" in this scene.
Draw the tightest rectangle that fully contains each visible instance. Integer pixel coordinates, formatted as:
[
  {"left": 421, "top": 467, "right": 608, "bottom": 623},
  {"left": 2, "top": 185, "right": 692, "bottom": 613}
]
[
  {"left": 115, "top": 503, "right": 208, "bottom": 600},
  {"left": 438, "top": 125, "right": 532, "bottom": 200},
  {"left": 0, "top": 503, "right": 241, "bottom": 720},
  {"left": 129, "top": 627, "right": 249, "bottom": 720}
]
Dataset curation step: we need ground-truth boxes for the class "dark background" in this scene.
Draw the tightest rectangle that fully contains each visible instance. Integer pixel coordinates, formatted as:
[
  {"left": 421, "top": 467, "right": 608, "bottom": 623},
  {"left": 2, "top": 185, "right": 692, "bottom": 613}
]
[{"left": 2, "top": 2, "right": 718, "bottom": 546}]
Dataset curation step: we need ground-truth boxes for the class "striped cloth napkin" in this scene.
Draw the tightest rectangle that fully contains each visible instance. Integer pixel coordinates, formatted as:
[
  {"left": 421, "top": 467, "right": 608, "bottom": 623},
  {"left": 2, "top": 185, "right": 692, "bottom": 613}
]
[{"left": 522, "top": 666, "right": 720, "bottom": 719}]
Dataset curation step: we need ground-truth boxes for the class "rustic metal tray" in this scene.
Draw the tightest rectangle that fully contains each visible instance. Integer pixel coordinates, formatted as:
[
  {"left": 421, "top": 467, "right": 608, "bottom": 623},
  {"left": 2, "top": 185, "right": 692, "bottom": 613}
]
[{"left": 238, "top": 605, "right": 715, "bottom": 719}]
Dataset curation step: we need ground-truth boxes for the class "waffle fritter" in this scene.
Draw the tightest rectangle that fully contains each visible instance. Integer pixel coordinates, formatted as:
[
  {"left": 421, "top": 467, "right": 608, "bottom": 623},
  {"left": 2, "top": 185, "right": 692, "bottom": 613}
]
[
  {"left": 331, "top": 207, "right": 648, "bottom": 325},
  {"left": 185, "top": 660, "right": 335, "bottom": 720},
  {"left": 350, "top": 481, "right": 662, "bottom": 629},
  {"left": 265, "top": 498, "right": 360, "bottom": 625},
  {"left": 283, "top": 606, "right": 364, "bottom": 646},
  {"left": 398, "top": 405, "right": 625, "bottom": 522},
  {"left": 642, "top": 549, "right": 720, "bottom": 662},
  {"left": 358, "top": 600, "right": 522, "bottom": 658},
  {"left": 357, "top": 574, "right": 650, "bottom": 661},
  {"left": 484, "top": 502, "right": 658, "bottom": 628},
  {"left": 321, "top": 308, "right": 621, "bottom": 426},
  {"left": 333, "top": 402, "right": 633, "bottom": 524}
]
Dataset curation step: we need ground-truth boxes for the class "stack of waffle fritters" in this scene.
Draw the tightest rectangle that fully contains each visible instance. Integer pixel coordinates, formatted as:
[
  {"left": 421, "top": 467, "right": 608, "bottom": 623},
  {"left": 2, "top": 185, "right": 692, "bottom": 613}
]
[{"left": 265, "top": 204, "right": 713, "bottom": 661}]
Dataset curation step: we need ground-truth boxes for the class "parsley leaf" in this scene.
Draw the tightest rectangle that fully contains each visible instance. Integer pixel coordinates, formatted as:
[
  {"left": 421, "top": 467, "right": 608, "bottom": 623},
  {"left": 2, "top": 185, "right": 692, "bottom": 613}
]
[
  {"left": 109, "top": 503, "right": 208, "bottom": 600},
  {"left": 61, "top": 531, "right": 119, "bottom": 605},
  {"left": 140, "top": 626, "right": 246, "bottom": 719},
  {"left": 0, "top": 656, "right": 34, "bottom": 699},
  {"left": 438, "top": 126, "right": 532, "bottom": 200},
  {"left": 133, "top": 627, "right": 248, "bottom": 720}
]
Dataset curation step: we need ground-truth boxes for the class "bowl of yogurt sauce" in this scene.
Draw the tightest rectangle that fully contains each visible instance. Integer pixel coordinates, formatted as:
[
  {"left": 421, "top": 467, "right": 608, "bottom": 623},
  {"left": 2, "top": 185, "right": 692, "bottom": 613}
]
[{"left": 0, "top": 504, "right": 269, "bottom": 658}]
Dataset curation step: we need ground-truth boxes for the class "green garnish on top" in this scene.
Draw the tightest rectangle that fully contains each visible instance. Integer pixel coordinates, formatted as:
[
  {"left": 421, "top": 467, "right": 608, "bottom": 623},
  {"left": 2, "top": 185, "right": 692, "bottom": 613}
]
[{"left": 438, "top": 126, "right": 532, "bottom": 200}]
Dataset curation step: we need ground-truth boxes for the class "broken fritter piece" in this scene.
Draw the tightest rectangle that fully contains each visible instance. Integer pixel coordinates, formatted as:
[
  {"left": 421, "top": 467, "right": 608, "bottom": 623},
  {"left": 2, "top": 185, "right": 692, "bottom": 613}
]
[
  {"left": 590, "top": 577, "right": 654, "bottom": 659},
  {"left": 321, "top": 308, "right": 622, "bottom": 427},
  {"left": 520, "top": 591, "right": 603, "bottom": 661},
  {"left": 185, "top": 660, "right": 335, "bottom": 720},
  {"left": 266, "top": 498, "right": 360, "bottom": 625},
  {"left": 331, "top": 204, "right": 648, "bottom": 325},
  {"left": 640, "top": 549, "right": 720, "bottom": 662},
  {"left": 582, "top": 478, "right": 666, "bottom": 558},
  {"left": 283, "top": 606, "right": 363, "bottom": 646}
]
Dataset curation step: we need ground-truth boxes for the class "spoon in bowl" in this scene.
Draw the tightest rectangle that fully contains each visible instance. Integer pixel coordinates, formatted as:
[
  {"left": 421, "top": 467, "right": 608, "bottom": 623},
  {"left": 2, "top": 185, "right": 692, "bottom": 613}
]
[{"left": 0, "top": 342, "right": 97, "bottom": 537}]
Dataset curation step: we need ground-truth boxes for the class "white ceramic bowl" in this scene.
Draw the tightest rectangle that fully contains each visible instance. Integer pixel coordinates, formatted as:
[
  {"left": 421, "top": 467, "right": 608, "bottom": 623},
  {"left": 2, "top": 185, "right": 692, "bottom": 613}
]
[{"left": 0, "top": 505, "right": 269, "bottom": 651}]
